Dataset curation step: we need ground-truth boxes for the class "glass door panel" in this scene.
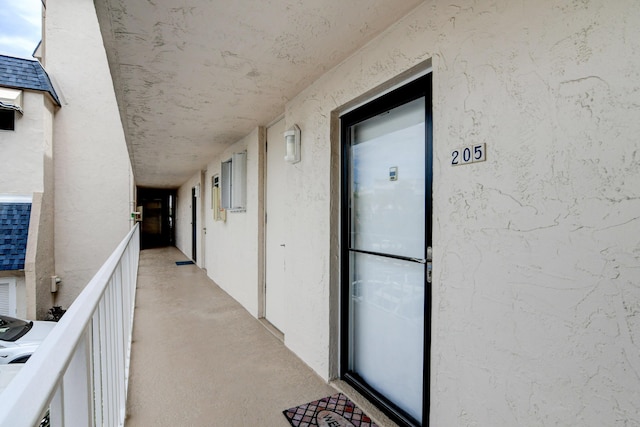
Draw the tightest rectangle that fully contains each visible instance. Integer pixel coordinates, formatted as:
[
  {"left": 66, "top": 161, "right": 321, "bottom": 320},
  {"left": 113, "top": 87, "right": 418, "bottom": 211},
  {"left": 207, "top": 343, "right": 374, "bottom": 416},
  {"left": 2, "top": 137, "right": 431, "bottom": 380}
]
[
  {"left": 349, "top": 252, "right": 424, "bottom": 422},
  {"left": 343, "top": 81, "right": 429, "bottom": 427},
  {"left": 349, "top": 98, "right": 425, "bottom": 259}
]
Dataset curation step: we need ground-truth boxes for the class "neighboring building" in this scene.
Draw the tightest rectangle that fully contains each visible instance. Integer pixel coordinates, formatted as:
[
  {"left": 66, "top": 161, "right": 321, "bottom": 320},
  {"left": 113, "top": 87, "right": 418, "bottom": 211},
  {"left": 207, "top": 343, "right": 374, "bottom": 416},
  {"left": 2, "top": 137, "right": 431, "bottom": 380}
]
[
  {"left": 0, "top": 44, "right": 134, "bottom": 320},
  {"left": 0, "top": 55, "right": 60, "bottom": 319}
]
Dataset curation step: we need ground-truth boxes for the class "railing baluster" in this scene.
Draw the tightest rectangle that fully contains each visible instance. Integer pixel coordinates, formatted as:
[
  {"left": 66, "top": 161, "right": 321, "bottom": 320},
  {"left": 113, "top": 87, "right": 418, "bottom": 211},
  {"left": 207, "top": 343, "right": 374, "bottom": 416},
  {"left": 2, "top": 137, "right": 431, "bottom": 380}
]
[
  {"left": 107, "top": 279, "right": 118, "bottom": 424},
  {"left": 99, "top": 296, "right": 111, "bottom": 427},
  {"left": 92, "top": 310, "right": 103, "bottom": 427},
  {"left": 62, "top": 329, "right": 92, "bottom": 425},
  {"left": 50, "top": 382, "right": 64, "bottom": 427},
  {"left": 114, "top": 267, "right": 126, "bottom": 425}
]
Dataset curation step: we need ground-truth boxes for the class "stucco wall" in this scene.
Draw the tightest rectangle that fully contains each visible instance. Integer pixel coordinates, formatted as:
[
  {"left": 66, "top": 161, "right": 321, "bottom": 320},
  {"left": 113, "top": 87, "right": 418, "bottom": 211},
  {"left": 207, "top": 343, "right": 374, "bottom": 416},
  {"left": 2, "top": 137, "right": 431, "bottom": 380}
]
[
  {"left": 25, "top": 192, "right": 55, "bottom": 320},
  {"left": 277, "top": 0, "right": 640, "bottom": 425},
  {"left": 0, "top": 91, "right": 47, "bottom": 194},
  {"left": 45, "top": 0, "right": 134, "bottom": 309},
  {"left": 197, "top": 129, "right": 263, "bottom": 317},
  {"left": 37, "top": 98, "right": 56, "bottom": 320},
  {"left": 15, "top": 275, "right": 26, "bottom": 319},
  {"left": 0, "top": 91, "right": 56, "bottom": 320}
]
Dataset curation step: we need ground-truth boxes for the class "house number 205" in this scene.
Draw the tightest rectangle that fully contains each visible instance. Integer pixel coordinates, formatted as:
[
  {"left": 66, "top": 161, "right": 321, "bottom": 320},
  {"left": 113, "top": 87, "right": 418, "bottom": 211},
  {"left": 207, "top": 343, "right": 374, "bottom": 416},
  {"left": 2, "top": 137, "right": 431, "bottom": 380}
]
[{"left": 451, "top": 143, "right": 486, "bottom": 166}]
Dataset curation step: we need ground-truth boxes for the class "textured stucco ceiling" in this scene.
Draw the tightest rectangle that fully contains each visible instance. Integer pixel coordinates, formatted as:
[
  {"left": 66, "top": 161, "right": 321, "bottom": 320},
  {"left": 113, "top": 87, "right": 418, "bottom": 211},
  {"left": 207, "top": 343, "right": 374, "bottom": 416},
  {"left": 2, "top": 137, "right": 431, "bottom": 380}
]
[{"left": 95, "top": 0, "right": 423, "bottom": 188}]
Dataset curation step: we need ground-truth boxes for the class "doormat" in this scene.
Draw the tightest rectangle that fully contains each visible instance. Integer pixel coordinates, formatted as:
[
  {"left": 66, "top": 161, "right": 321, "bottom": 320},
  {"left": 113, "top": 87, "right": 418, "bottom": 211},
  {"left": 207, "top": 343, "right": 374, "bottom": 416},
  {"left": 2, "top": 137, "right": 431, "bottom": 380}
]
[
  {"left": 283, "top": 393, "right": 378, "bottom": 427},
  {"left": 175, "top": 260, "right": 194, "bottom": 265}
]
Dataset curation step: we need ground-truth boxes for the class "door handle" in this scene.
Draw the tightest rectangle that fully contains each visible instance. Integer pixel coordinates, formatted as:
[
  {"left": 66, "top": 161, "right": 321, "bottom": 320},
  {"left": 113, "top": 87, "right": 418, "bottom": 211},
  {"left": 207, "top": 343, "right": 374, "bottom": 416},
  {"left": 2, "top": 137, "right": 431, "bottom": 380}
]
[
  {"left": 426, "top": 246, "right": 433, "bottom": 284},
  {"left": 280, "top": 244, "right": 285, "bottom": 247}
]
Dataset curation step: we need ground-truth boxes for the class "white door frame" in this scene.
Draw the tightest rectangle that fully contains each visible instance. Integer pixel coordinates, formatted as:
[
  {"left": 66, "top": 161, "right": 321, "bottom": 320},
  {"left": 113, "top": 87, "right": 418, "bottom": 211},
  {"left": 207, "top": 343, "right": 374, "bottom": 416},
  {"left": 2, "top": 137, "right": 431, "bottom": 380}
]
[{"left": 262, "top": 117, "right": 287, "bottom": 334}]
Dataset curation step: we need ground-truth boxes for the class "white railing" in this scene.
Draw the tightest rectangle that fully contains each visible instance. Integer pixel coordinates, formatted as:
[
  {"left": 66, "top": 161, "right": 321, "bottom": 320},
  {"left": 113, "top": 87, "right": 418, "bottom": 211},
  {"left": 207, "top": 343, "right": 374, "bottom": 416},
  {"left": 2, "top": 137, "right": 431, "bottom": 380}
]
[{"left": 0, "top": 224, "right": 140, "bottom": 427}]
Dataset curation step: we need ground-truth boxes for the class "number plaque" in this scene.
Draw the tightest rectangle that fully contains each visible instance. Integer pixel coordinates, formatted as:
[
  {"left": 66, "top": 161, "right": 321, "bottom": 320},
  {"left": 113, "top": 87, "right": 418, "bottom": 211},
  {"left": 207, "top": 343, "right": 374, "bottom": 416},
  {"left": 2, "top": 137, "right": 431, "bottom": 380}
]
[{"left": 451, "top": 143, "right": 486, "bottom": 166}]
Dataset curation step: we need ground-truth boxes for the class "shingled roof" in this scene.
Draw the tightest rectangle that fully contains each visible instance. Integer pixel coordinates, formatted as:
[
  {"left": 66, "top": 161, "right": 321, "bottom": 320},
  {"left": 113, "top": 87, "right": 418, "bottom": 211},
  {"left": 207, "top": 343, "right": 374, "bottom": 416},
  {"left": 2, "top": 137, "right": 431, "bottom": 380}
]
[
  {"left": 0, "top": 55, "right": 60, "bottom": 106},
  {"left": 0, "top": 203, "right": 31, "bottom": 271}
]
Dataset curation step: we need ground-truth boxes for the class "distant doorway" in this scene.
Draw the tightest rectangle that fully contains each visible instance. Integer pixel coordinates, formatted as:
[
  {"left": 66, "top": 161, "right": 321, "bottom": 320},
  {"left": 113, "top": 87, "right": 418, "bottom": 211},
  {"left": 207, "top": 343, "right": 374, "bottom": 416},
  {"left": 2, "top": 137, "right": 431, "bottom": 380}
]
[
  {"left": 265, "top": 118, "right": 287, "bottom": 333},
  {"left": 137, "top": 188, "right": 176, "bottom": 249},
  {"left": 192, "top": 187, "right": 197, "bottom": 262}
]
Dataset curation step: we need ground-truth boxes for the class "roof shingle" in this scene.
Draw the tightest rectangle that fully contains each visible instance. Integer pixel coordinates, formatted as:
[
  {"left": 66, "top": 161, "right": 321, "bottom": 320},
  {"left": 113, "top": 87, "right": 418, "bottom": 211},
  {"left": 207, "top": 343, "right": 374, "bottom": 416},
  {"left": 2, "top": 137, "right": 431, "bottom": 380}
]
[
  {"left": 0, "top": 203, "right": 31, "bottom": 271},
  {"left": 0, "top": 55, "right": 60, "bottom": 106}
]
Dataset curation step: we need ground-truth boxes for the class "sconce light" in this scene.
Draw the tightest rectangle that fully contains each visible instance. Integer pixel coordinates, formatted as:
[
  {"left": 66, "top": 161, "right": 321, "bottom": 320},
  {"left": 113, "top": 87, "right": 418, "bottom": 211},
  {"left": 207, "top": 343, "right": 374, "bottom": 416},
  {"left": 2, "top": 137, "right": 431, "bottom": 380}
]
[{"left": 284, "top": 124, "right": 301, "bottom": 164}]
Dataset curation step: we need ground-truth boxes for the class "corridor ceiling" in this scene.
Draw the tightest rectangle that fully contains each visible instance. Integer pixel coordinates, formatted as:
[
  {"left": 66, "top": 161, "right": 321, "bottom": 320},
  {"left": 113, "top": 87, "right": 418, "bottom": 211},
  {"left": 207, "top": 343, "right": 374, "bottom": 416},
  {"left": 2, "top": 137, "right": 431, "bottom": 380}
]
[{"left": 94, "top": 0, "right": 423, "bottom": 188}]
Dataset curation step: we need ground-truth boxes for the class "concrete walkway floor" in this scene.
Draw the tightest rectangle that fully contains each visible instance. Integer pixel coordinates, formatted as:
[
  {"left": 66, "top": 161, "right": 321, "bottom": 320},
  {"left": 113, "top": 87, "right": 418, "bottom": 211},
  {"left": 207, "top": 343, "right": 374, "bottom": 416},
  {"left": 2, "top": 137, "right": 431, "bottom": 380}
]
[{"left": 125, "top": 246, "right": 337, "bottom": 426}]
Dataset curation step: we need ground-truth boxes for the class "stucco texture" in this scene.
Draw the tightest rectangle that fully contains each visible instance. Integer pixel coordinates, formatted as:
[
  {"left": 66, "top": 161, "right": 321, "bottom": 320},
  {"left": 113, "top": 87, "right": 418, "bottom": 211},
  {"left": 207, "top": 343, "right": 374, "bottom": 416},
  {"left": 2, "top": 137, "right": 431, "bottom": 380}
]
[{"left": 0, "top": 91, "right": 47, "bottom": 194}]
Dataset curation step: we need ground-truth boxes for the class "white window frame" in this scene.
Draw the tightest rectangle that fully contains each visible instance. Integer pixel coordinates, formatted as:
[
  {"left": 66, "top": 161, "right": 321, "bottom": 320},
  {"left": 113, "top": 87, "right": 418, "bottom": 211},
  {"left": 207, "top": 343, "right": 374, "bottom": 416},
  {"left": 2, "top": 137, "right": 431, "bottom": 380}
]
[{"left": 221, "top": 152, "right": 247, "bottom": 212}]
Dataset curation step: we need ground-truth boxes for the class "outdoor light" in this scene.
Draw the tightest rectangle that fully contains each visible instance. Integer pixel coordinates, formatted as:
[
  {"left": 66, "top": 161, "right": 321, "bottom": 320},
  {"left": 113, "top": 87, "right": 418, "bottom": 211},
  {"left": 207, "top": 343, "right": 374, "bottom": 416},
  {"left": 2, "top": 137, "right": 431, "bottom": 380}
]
[{"left": 284, "top": 124, "right": 301, "bottom": 164}]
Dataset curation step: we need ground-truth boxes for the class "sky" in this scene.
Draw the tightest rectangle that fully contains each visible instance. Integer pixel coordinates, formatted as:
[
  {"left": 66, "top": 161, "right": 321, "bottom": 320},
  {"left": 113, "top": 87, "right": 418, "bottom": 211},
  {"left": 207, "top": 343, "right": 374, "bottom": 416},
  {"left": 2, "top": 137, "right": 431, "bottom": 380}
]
[{"left": 0, "top": 0, "right": 42, "bottom": 58}]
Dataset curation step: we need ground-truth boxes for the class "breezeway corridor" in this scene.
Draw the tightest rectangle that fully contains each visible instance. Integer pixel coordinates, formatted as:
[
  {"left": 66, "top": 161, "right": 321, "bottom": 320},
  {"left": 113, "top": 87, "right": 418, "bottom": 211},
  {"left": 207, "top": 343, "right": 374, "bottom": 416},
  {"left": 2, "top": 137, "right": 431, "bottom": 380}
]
[{"left": 125, "top": 247, "right": 394, "bottom": 426}]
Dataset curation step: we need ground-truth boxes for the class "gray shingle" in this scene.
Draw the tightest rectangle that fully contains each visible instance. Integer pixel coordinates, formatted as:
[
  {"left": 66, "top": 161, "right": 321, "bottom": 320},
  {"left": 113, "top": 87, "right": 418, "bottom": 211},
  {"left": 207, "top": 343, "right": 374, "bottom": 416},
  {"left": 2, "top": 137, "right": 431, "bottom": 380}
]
[
  {"left": 0, "top": 203, "right": 31, "bottom": 271},
  {"left": 0, "top": 55, "right": 60, "bottom": 106}
]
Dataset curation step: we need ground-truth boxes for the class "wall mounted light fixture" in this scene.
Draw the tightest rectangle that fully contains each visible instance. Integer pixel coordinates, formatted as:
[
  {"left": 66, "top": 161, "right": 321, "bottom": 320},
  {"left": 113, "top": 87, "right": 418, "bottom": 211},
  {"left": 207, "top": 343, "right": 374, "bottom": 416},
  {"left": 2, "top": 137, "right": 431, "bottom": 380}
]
[{"left": 284, "top": 124, "right": 301, "bottom": 164}]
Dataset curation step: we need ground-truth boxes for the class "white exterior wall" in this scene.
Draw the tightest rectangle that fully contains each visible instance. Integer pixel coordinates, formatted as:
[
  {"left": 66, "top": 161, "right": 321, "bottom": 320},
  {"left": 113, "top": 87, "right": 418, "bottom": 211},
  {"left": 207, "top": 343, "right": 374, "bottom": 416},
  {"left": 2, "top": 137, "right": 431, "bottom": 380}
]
[
  {"left": 15, "top": 275, "right": 26, "bottom": 319},
  {"left": 196, "top": 129, "right": 263, "bottom": 317},
  {"left": 0, "top": 91, "right": 47, "bottom": 194},
  {"left": 274, "top": 1, "right": 640, "bottom": 425},
  {"left": 45, "top": 0, "right": 134, "bottom": 309},
  {"left": 35, "top": 98, "right": 56, "bottom": 319},
  {"left": 25, "top": 191, "right": 56, "bottom": 320},
  {"left": 0, "top": 91, "right": 56, "bottom": 319}
]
